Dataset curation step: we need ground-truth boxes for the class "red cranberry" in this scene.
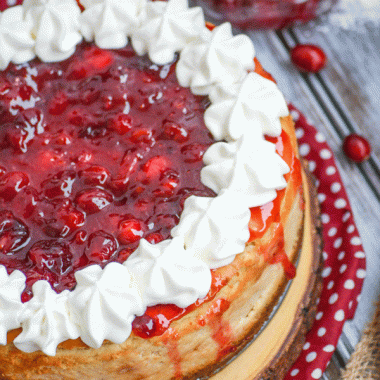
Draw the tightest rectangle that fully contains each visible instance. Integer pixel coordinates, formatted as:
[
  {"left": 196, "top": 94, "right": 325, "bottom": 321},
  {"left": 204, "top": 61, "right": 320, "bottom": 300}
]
[
  {"left": 181, "top": 143, "right": 207, "bottom": 163},
  {"left": 0, "top": 172, "right": 29, "bottom": 201},
  {"left": 80, "top": 165, "right": 110, "bottom": 186},
  {"left": 130, "top": 128, "right": 154, "bottom": 144},
  {"left": 162, "top": 121, "right": 189, "bottom": 143},
  {"left": 0, "top": 211, "right": 29, "bottom": 254},
  {"left": 10, "top": 186, "right": 39, "bottom": 219},
  {"left": 109, "top": 114, "right": 133, "bottom": 135},
  {"left": 84, "top": 46, "right": 114, "bottom": 71},
  {"left": 118, "top": 247, "right": 134, "bottom": 262},
  {"left": 35, "top": 199, "right": 85, "bottom": 238},
  {"left": 49, "top": 91, "right": 69, "bottom": 115},
  {"left": 343, "top": 134, "right": 371, "bottom": 163},
  {"left": 85, "top": 231, "right": 118, "bottom": 263},
  {"left": 132, "top": 314, "right": 159, "bottom": 338},
  {"left": 146, "top": 233, "right": 164, "bottom": 244},
  {"left": 118, "top": 219, "right": 144, "bottom": 244},
  {"left": 41, "top": 170, "right": 76, "bottom": 199},
  {"left": 75, "top": 188, "right": 113, "bottom": 214},
  {"left": 36, "top": 150, "right": 67, "bottom": 171},
  {"left": 290, "top": 44, "right": 327, "bottom": 73},
  {"left": 0, "top": 166, "right": 6, "bottom": 177},
  {"left": 142, "top": 156, "right": 171, "bottom": 180},
  {"left": 28, "top": 240, "right": 73, "bottom": 276}
]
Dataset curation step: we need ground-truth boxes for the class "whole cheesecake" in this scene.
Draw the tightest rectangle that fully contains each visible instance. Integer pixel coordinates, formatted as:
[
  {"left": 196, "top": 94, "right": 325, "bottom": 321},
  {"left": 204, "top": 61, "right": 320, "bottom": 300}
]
[{"left": 0, "top": 0, "right": 322, "bottom": 379}]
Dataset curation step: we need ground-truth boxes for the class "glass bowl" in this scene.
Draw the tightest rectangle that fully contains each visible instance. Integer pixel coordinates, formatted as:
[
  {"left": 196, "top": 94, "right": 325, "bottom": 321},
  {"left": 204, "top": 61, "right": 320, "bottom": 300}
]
[{"left": 191, "top": 0, "right": 338, "bottom": 29}]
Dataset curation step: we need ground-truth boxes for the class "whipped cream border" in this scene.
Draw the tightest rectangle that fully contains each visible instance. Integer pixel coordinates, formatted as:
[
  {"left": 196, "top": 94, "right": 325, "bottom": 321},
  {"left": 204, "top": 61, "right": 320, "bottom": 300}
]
[{"left": 0, "top": 0, "right": 290, "bottom": 355}]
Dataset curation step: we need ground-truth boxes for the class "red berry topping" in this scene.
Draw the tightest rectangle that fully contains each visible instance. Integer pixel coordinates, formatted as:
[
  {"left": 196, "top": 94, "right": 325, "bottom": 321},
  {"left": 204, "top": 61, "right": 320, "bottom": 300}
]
[
  {"left": 118, "top": 219, "right": 144, "bottom": 245},
  {"left": 80, "top": 165, "right": 110, "bottom": 186},
  {"left": 0, "top": 211, "right": 29, "bottom": 254},
  {"left": 85, "top": 231, "right": 118, "bottom": 263},
  {"left": 162, "top": 121, "right": 189, "bottom": 143},
  {"left": 109, "top": 114, "right": 133, "bottom": 135},
  {"left": 146, "top": 233, "right": 164, "bottom": 245},
  {"left": 290, "top": 44, "right": 327, "bottom": 73},
  {"left": 0, "top": 172, "right": 29, "bottom": 201},
  {"left": 342, "top": 134, "right": 371, "bottom": 163},
  {"left": 28, "top": 240, "right": 73, "bottom": 275},
  {"left": 75, "top": 188, "right": 113, "bottom": 214},
  {"left": 0, "top": 42, "right": 215, "bottom": 298},
  {"left": 142, "top": 156, "right": 171, "bottom": 179}
]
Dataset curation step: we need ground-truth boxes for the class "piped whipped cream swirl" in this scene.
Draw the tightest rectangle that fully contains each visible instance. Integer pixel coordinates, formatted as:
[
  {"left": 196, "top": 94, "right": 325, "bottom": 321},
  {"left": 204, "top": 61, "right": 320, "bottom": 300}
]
[
  {"left": 0, "top": 6, "right": 35, "bottom": 70},
  {"left": 81, "top": 0, "right": 147, "bottom": 49},
  {"left": 0, "top": 0, "right": 291, "bottom": 355},
  {"left": 23, "top": 0, "right": 82, "bottom": 62}
]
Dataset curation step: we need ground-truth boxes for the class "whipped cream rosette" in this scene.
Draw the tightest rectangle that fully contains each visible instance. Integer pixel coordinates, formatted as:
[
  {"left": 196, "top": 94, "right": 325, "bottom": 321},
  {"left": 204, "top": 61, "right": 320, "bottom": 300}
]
[
  {"left": 0, "top": 5, "right": 35, "bottom": 70},
  {"left": 68, "top": 263, "right": 144, "bottom": 348},
  {"left": 14, "top": 281, "right": 79, "bottom": 355},
  {"left": 80, "top": 0, "right": 147, "bottom": 49},
  {"left": 23, "top": 0, "right": 82, "bottom": 62},
  {"left": 131, "top": 0, "right": 205, "bottom": 65},
  {"left": 0, "top": 267, "right": 26, "bottom": 345},
  {"left": 176, "top": 22, "right": 255, "bottom": 96},
  {"left": 125, "top": 237, "right": 211, "bottom": 308},
  {"left": 0, "top": 0, "right": 291, "bottom": 355}
]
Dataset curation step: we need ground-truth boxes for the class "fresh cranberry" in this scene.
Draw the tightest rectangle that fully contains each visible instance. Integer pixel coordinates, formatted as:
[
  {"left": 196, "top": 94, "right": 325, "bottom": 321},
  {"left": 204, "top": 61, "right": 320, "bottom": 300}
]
[
  {"left": 342, "top": 134, "right": 371, "bottom": 163},
  {"left": 290, "top": 44, "right": 327, "bottom": 73},
  {"left": 75, "top": 188, "right": 113, "bottom": 214},
  {"left": 0, "top": 211, "right": 29, "bottom": 255},
  {"left": 118, "top": 219, "right": 144, "bottom": 245},
  {"left": 84, "top": 231, "right": 118, "bottom": 263}
]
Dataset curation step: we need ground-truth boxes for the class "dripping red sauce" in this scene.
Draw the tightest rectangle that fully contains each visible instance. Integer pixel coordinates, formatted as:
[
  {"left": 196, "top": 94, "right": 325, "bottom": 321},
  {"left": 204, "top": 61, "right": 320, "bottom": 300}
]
[
  {"left": 132, "top": 271, "right": 227, "bottom": 338},
  {"left": 199, "top": 298, "right": 235, "bottom": 360},
  {"left": 162, "top": 333, "right": 183, "bottom": 380},
  {"left": 248, "top": 130, "right": 302, "bottom": 279}
]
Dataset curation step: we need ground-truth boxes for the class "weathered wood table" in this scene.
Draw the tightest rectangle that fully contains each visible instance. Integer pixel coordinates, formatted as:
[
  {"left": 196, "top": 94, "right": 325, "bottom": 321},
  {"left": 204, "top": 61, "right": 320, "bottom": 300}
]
[{"left": 243, "top": 18, "right": 380, "bottom": 379}]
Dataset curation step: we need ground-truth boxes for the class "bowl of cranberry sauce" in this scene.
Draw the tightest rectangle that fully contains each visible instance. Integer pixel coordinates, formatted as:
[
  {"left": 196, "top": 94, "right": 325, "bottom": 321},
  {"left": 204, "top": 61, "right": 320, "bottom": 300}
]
[
  {"left": 191, "top": 0, "right": 338, "bottom": 30},
  {"left": 0, "top": 42, "right": 215, "bottom": 302}
]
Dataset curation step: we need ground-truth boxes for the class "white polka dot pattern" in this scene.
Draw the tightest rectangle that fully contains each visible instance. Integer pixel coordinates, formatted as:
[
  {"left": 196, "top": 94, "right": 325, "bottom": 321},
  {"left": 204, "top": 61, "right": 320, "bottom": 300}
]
[
  {"left": 311, "top": 368, "right": 323, "bottom": 379},
  {"left": 284, "top": 105, "right": 365, "bottom": 380}
]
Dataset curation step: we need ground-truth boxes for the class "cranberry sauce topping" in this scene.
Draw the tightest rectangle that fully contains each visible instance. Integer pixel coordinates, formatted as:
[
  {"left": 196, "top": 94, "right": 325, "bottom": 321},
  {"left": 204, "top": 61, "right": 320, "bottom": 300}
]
[{"left": 0, "top": 42, "right": 215, "bottom": 301}]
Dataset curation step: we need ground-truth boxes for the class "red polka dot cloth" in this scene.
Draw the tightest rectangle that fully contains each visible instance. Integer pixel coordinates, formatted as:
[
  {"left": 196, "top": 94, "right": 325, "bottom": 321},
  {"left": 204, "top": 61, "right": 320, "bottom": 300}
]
[{"left": 284, "top": 105, "right": 366, "bottom": 380}]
